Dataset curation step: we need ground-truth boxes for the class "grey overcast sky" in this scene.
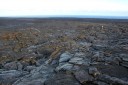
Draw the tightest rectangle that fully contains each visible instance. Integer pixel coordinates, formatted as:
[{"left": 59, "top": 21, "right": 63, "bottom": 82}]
[{"left": 0, "top": 0, "right": 128, "bottom": 17}]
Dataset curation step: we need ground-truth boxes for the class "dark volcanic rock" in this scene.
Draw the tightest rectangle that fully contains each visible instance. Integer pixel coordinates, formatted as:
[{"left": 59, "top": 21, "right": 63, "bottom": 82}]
[
  {"left": 93, "top": 81, "right": 109, "bottom": 85},
  {"left": 98, "top": 74, "right": 128, "bottom": 85},
  {"left": 74, "top": 70, "right": 94, "bottom": 84},
  {"left": 96, "top": 65, "right": 128, "bottom": 79},
  {"left": 120, "top": 61, "right": 128, "bottom": 68},
  {"left": 45, "top": 72, "right": 80, "bottom": 85},
  {"left": 4, "top": 61, "right": 23, "bottom": 70}
]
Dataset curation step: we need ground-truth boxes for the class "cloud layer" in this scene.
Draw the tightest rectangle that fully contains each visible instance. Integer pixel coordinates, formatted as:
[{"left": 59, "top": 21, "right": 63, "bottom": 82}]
[{"left": 0, "top": 0, "right": 128, "bottom": 16}]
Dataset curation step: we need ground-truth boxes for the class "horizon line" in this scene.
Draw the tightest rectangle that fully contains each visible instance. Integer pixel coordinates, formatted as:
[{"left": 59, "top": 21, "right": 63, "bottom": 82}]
[{"left": 0, "top": 15, "right": 128, "bottom": 19}]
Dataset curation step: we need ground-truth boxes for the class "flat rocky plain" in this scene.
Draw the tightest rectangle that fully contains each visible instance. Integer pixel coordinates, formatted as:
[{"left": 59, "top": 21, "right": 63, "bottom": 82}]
[{"left": 0, "top": 18, "right": 128, "bottom": 85}]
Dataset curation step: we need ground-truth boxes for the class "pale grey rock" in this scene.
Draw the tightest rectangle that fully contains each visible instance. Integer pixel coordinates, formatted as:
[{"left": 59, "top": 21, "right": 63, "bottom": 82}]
[
  {"left": 74, "top": 52, "right": 86, "bottom": 58},
  {"left": 93, "top": 51, "right": 100, "bottom": 57},
  {"left": 69, "top": 57, "right": 83, "bottom": 64},
  {"left": 24, "top": 66, "right": 36, "bottom": 72},
  {"left": 17, "top": 62, "right": 23, "bottom": 71},
  {"left": 69, "top": 57, "right": 89, "bottom": 66},
  {"left": 59, "top": 52, "right": 73, "bottom": 63},
  {"left": 79, "top": 42, "right": 92, "bottom": 47},
  {"left": 79, "top": 42, "right": 92, "bottom": 51},
  {"left": 13, "top": 65, "right": 54, "bottom": 85},
  {"left": 56, "top": 63, "right": 73, "bottom": 71}
]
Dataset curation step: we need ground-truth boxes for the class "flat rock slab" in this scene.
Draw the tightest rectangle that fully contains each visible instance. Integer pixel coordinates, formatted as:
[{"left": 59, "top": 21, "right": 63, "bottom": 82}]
[{"left": 69, "top": 57, "right": 89, "bottom": 66}]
